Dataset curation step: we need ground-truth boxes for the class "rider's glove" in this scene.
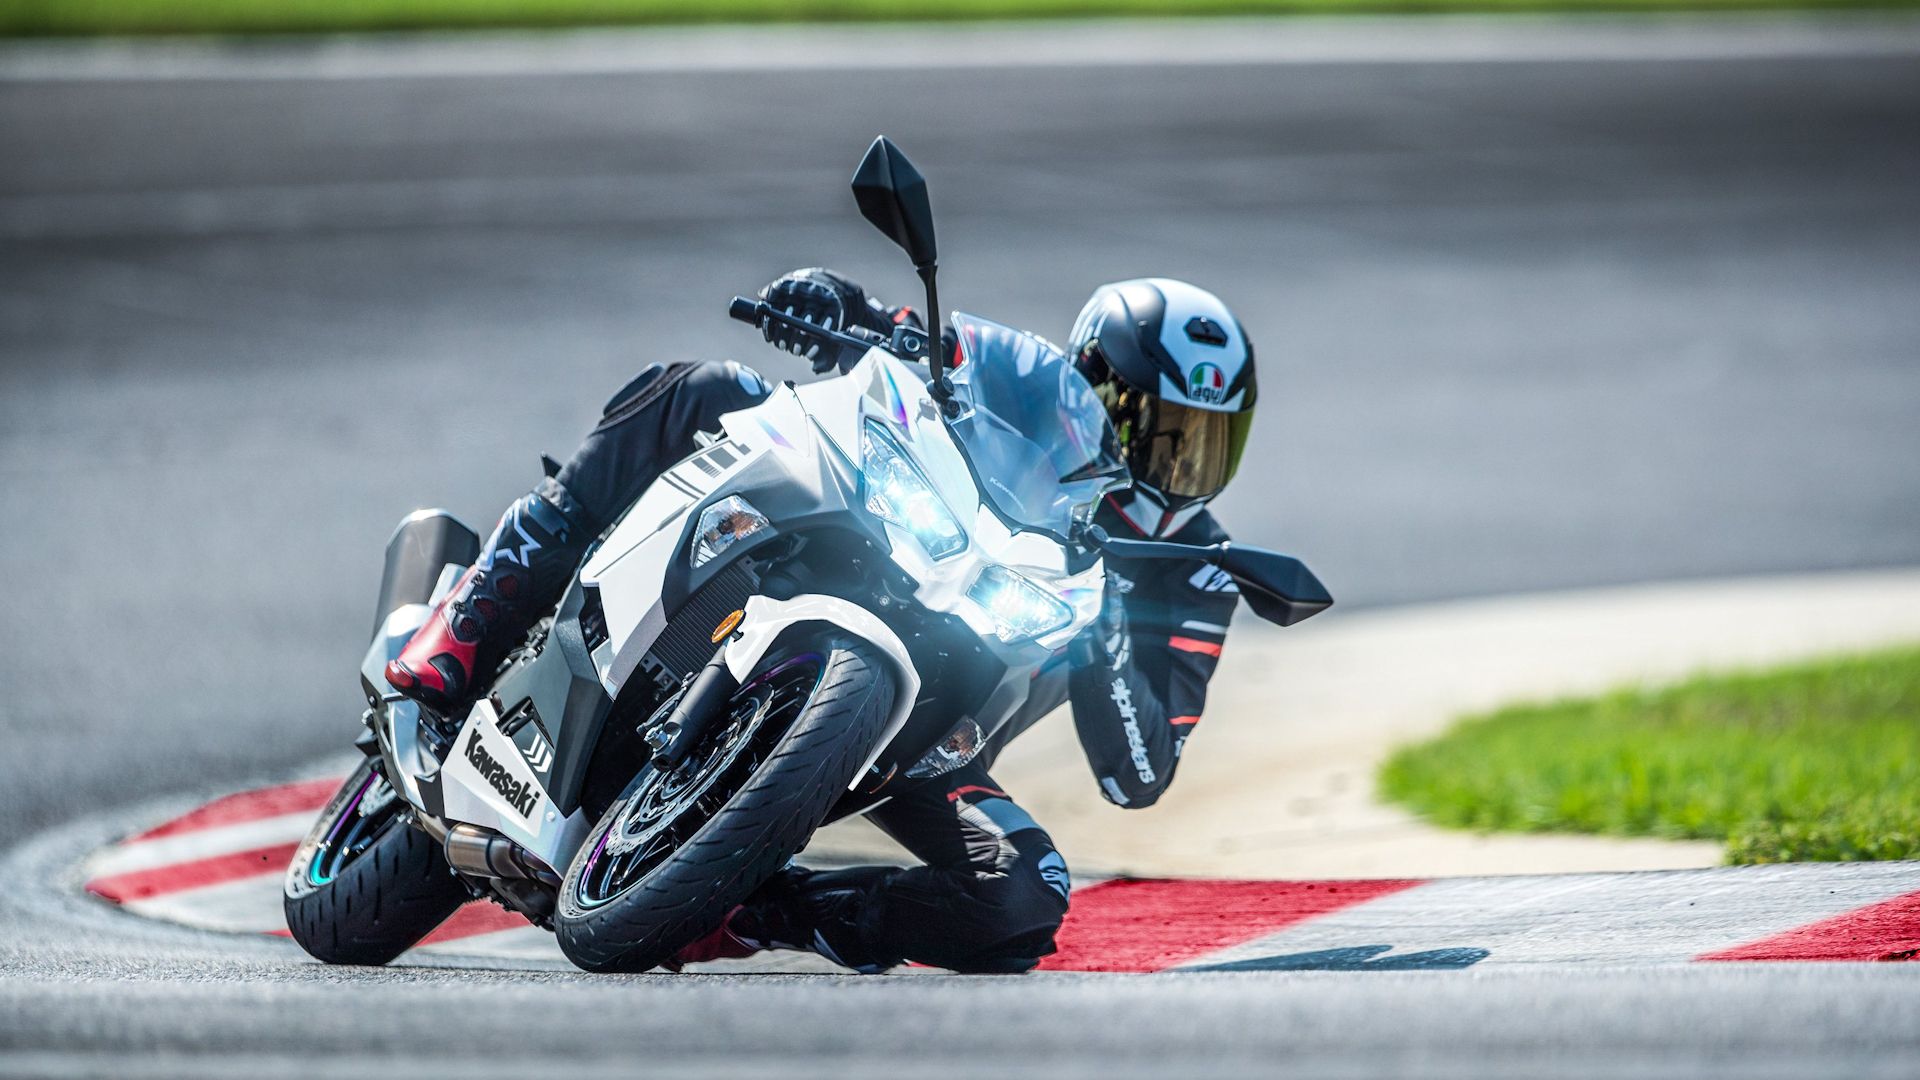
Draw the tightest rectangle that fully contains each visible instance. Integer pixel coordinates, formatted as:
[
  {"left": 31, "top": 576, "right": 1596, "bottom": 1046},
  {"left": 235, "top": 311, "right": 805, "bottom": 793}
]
[
  {"left": 1070, "top": 571, "right": 1133, "bottom": 672},
  {"left": 759, "top": 268, "right": 896, "bottom": 374}
]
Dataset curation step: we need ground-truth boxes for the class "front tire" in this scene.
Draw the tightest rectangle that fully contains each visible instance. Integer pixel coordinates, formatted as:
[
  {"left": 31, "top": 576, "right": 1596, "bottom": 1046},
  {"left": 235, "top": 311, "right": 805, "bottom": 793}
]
[
  {"left": 556, "top": 636, "right": 894, "bottom": 973},
  {"left": 283, "top": 759, "right": 470, "bottom": 966}
]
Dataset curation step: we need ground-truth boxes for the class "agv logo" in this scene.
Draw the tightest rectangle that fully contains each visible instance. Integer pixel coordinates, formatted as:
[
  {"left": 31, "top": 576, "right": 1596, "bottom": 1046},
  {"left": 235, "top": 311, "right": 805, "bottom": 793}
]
[{"left": 1186, "top": 362, "right": 1227, "bottom": 405}]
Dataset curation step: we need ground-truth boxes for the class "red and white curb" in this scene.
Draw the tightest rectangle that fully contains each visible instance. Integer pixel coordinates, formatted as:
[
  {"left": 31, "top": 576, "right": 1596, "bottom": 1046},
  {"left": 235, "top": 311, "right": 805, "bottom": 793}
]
[{"left": 83, "top": 778, "right": 1920, "bottom": 972}]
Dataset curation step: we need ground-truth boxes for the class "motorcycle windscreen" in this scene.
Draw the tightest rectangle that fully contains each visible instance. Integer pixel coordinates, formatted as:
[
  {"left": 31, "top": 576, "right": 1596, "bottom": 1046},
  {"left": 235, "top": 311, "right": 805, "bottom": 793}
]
[{"left": 946, "top": 312, "right": 1130, "bottom": 537}]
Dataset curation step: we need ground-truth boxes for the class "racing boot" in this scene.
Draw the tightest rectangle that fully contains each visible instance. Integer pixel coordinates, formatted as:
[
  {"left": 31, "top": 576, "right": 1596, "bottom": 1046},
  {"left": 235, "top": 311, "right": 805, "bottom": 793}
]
[
  {"left": 385, "top": 480, "right": 594, "bottom": 712},
  {"left": 664, "top": 866, "right": 896, "bottom": 973},
  {"left": 662, "top": 906, "right": 764, "bottom": 970}
]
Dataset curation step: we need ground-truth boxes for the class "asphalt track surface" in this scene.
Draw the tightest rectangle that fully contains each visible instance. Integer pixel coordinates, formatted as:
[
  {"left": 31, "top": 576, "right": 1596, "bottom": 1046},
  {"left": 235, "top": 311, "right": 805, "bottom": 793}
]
[{"left": 3, "top": 16, "right": 1919, "bottom": 1077}]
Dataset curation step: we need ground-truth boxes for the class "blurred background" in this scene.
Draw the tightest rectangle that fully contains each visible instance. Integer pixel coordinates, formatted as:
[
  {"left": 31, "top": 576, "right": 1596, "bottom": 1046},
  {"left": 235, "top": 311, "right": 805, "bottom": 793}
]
[{"left": 2, "top": 8, "right": 1917, "bottom": 844}]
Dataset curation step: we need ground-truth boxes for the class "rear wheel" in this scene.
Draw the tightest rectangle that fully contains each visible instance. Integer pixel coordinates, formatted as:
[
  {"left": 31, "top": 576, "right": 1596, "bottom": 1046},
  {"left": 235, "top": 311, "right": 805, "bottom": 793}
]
[
  {"left": 556, "top": 635, "right": 894, "bottom": 973},
  {"left": 283, "top": 759, "right": 470, "bottom": 966}
]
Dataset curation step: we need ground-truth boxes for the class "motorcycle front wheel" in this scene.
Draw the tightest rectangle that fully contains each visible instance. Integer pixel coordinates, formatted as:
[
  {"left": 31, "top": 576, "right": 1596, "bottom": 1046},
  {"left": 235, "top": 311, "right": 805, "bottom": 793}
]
[{"left": 555, "top": 634, "right": 894, "bottom": 973}]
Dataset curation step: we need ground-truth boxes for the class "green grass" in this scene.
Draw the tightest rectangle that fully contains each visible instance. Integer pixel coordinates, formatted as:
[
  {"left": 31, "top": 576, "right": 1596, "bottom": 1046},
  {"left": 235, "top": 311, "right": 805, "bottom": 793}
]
[
  {"left": 1379, "top": 644, "right": 1920, "bottom": 864},
  {"left": 6, "top": 0, "right": 1917, "bottom": 38}
]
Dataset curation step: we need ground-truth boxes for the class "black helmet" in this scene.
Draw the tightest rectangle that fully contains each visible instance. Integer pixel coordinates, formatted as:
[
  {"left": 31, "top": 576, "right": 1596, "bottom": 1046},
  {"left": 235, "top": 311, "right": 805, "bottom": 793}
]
[{"left": 1069, "top": 278, "right": 1256, "bottom": 537}]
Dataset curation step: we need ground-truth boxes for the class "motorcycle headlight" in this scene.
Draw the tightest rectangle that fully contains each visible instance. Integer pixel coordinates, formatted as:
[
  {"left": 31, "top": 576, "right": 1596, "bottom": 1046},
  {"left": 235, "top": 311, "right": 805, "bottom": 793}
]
[
  {"left": 968, "top": 565, "right": 1074, "bottom": 644},
  {"left": 690, "top": 495, "right": 770, "bottom": 569},
  {"left": 861, "top": 420, "right": 966, "bottom": 560}
]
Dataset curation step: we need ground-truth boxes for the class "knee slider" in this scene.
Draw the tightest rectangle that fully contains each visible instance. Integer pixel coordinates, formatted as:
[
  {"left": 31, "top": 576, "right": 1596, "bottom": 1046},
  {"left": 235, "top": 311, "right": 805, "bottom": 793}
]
[
  {"left": 975, "top": 850, "right": 1069, "bottom": 943},
  {"left": 943, "top": 872, "right": 1066, "bottom": 974}
]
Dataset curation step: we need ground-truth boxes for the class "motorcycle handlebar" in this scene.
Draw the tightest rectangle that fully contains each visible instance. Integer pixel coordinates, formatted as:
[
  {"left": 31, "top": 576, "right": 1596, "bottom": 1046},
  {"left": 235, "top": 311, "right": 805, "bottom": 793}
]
[{"left": 728, "top": 295, "right": 894, "bottom": 352}]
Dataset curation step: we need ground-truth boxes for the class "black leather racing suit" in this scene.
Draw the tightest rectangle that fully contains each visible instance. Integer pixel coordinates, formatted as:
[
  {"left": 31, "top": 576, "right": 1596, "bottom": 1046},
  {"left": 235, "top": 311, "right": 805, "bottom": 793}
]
[{"left": 551, "top": 357, "right": 1236, "bottom": 973}]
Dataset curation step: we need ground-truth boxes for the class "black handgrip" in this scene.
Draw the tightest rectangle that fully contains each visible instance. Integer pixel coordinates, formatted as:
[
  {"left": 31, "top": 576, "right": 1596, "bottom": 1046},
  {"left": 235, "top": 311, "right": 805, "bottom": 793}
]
[
  {"left": 728, "top": 296, "right": 762, "bottom": 325},
  {"left": 728, "top": 292, "right": 893, "bottom": 362}
]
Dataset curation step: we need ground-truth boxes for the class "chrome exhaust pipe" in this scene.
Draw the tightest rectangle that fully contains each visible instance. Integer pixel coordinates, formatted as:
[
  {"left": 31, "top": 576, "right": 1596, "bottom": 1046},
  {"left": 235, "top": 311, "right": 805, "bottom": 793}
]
[{"left": 443, "top": 824, "right": 559, "bottom": 885}]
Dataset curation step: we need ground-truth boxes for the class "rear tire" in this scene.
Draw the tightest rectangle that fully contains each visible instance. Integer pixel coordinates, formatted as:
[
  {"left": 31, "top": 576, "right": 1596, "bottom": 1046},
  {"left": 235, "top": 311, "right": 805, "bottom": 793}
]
[
  {"left": 555, "top": 635, "right": 894, "bottom": 973},
  {"left": 284, "top": 760, "right": 470, "bottom": 966}
]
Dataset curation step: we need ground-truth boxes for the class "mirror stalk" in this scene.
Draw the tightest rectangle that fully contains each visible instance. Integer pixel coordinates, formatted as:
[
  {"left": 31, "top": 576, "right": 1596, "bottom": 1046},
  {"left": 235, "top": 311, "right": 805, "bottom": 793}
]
[
  {"left": 1078, "top": 524, "right": 1215, "bottom": 562},
  {"left": 917, "top": 264, "right": 957, "bottom": 415}
]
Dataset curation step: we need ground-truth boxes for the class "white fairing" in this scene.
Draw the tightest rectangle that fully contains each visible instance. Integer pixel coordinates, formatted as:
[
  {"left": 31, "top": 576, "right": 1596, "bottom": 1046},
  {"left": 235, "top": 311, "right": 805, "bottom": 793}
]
[
  {"left": 787, "top": 349, "right": 1106, "bottom": 653},
  {"left": 422, "top": 339, "right": 1105, "bottom": 864},
  {"left": 440, "top": 698, "right": 592, "bottom": 859},
  {"left": 580, "top": 345, "right": 1104, "bottom": 705},
  {"left": 720, "top": 593, "right": 920, "bottom": 778}
]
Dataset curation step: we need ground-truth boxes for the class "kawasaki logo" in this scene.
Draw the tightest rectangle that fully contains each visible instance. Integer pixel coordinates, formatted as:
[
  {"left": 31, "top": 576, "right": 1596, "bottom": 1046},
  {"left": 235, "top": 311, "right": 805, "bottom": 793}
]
[{"left": 466, "top": 730, "right": 538, "bottom": 819}]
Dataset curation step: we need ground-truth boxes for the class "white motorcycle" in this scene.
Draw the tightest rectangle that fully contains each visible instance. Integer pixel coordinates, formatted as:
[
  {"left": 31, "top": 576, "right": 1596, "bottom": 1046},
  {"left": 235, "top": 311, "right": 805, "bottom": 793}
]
[{"left": 284, "top": 138, "right": 1331, "bottom": 973}]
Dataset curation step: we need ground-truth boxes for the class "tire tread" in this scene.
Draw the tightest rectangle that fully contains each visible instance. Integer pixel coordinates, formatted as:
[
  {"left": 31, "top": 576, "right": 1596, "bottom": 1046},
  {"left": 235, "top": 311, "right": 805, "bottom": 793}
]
[
  {"left": 556, "top": 638, "right": 894, "bottom": 972},
  {"left": 284, "top": 767, "right": 470, "bottom": 967}
]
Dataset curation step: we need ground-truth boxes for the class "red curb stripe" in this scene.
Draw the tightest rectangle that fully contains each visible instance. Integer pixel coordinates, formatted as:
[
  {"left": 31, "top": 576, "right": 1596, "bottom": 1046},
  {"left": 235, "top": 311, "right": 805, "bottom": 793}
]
[
  {"left": 87, "top": 842, "right": 300, "bottom": 903},
  {"left": 129, "top": 778, "right": 343, "bottom": 842},
  {"left": 1697, "top": 888, "right": 1920, "bottom": 962},
  {"left": 1040, "top": 878, "right": 1425, "bottom": 973}
]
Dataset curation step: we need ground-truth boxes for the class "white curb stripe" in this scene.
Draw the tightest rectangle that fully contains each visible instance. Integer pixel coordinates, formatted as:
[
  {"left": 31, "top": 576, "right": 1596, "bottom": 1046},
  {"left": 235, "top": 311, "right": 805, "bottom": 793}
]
[
  {"left": 122, "top": 873, "right": 291, "bottom": 935},
  {"left": 1178, "top": 863, "right": 1920, "bottom": 969},
  {"left": 83, "top": 811, "right": 318, "bottom": 880}
]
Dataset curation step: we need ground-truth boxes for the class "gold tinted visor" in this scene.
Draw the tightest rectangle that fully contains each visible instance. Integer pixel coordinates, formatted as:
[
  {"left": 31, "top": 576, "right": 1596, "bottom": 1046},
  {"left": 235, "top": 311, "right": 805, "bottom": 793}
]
[{"left": 1116, "top": 393, "right": 1253, "bottom": 501}]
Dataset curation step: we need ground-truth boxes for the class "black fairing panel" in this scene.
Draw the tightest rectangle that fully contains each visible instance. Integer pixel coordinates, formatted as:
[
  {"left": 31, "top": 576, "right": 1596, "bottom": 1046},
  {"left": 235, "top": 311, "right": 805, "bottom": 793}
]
[
  {"left": 373, "top": 511, "right": 478, "bottom": 638},
  {"left": 489, "top": 578, "right": 612, "bottom": 818}
]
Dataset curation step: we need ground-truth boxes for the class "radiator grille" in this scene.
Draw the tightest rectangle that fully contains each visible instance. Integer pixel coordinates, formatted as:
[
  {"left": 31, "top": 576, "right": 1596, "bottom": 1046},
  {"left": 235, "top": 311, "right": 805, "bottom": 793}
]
[{"left": 641, "top": 562, "right": 757, "bottom": 686}]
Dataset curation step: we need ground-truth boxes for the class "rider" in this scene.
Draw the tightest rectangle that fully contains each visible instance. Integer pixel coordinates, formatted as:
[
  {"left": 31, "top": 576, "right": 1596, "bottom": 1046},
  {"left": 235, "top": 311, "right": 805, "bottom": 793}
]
[{"left": 384, "top": 269, "right": 1257, "bottom": 974}]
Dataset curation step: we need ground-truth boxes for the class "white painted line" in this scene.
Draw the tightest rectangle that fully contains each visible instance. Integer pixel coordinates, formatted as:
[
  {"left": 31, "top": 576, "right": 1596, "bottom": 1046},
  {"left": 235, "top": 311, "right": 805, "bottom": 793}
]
[{"left": 3, "top": 15, "right": 1918, "bottom": 83}]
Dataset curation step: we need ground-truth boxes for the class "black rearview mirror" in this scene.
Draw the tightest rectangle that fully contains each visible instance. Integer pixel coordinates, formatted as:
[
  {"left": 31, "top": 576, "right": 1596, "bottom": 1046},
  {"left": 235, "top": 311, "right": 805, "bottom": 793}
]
[
  {"left": 1217, "top": 544, "right": 1334, "bottom": 627},
  {"left": 1079, "top": 525, "right": 1334, "bottom": 629},
  {"left": 852, "top": 136, "right": 938, "bottom": 269}
]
